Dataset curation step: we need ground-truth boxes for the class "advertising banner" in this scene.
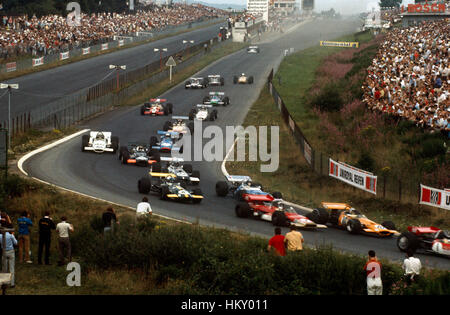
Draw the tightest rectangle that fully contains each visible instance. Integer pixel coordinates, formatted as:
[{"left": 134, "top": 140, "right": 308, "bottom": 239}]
[
  {"left": 320, "top": 41, "right": 359, "bottom": 48},
  {"left": 32, "top": 57, "right": 44, "bottom": 67},
  {"left": 101, "top": 43, "right": 109, "bottom": 51},
  {"left": 419, "top": 184, "right": 450, "bottom": 211},
  {"left": 82, "top": 47, "right": 91, "bottom": 55},
  {"left": 118, "top": 40, "right": 124, "bottom": 47},
  {"left": 6, "top": 62, "right": 16, "bottom": 72},
  {"left": 60, "top": 51, "right": 70, "bottom": 60},
  {"left": 329, "top": 158, "right": 377, "bottom": 194}
]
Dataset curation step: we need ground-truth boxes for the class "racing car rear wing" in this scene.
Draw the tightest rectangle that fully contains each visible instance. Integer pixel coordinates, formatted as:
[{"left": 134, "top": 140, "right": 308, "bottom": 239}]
[
  {"left": 208, "top": 75, "right": 221, "bottom": 78},
  {"left": 209, "top": 92, "right": 225, "bottom": 95},
  {"left": 196, "top": 104, "right": 212, "bottom": 108},
  {"left": 226, "top": 175, "right": 252, "bottom": 183},
  {"left": 160, "top": 157, "right": 184, "bottom": 162},
  {"left": 171, "top": 116, "right": 189, "bottom": 120},
  {"left": 157, "top": 130, "right": 180, "bottom": 137},
  {"left": 149, "top": 98, "right": 167, "bottom": 102}
]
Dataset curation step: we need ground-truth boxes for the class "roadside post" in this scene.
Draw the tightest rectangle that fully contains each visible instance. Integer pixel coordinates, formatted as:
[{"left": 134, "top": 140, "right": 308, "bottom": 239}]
[{"left": 166, "top": 56, "right": 177, "bottom": 83}]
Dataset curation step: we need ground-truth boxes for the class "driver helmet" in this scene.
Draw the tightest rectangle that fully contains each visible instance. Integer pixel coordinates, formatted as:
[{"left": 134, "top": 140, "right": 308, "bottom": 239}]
[
  {"left": 136, "top": 145, "right": 144, "bottom": 151},
  {"left": 96, "top": 132, "right": 104, "bottom": 140},
  {"left": 241, "top": 73, "right": 245, "bottom": 76}
]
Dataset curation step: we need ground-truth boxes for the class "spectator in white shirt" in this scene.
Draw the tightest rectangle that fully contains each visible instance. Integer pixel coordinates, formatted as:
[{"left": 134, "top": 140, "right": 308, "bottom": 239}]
[
  {"left": 136, "top": 197, "right": 152, "bottom": 220},
  {"left": 56, "top": 216, "right": 74, "bottom": 266},
  {"left": 402, "top": 250, "right": 422, "bottom": 285}
]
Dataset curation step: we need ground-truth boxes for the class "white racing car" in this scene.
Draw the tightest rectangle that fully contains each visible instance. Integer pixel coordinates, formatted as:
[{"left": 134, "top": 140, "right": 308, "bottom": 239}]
[
  {"left": 189, "top": 104, "right": 218, "bottom": 121},
  {"left": 247, "top": 46, "right": 260, "bottom": 53},
  {"left": 233, "top": 73, "right": 254, "bottom": 84},
  {"left": 163, "top": 116, "right": 195, "bottom": 134},
  {"left": 185, "top": 77, "right": 209, "bottom": 89},
  {"left": 150, "top": 157, "right": 200, "bottom": 186},
  {"left": 82, "top": 131, "right": 119, "bottom": 153}
]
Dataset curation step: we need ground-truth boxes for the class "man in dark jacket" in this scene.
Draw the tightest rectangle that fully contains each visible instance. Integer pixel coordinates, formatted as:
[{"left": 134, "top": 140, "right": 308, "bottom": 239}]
[{"left": 38, "top": 211, "right": 56, "bottom": 265}]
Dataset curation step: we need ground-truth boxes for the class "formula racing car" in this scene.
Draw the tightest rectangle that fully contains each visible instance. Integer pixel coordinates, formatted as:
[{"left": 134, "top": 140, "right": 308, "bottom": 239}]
[
  {"left": 189, "top": 105, "right": 218, "bottom": 121},
  {"left": 150, "top": 131, "right": 183, "bottom": 153},
  {"left": 247, "top": 46, "right": 260, "bottom": 53},
  {"left": 235, "top": 198, "right": 327, "bottom": 230},
  {"left": 138, "top": 175, "right": 203, "bottom": 203},
  {"left": 150, "top": 157, "right": 200, "bottom": 185},
  {"left": 185, "top": 77, "right": 209, "bottom": 89},
  {"left": 163, "top": 116, "right": 194, "bottom": 134},
  {"left": 207, "top": 75, "right": 225, "bottom": 86},
  {"left": 397, "top": 226, "right": 450, "bottom": 257},
  {"left": 216, "top": 175, "right": 282, "bottom": 201},
  {"left": 233, "top": 73, "right": 254, "bottom": 84},
  {"left": 306, "top": 202, "right": 399, "bottom": 237},
  {"left": 140, "top": 98, "right": 173, "bottom": 116},
  {"left": 81, "top": 131, "right": 119, "bottom": 153},
  {"left": 118, "top": 143, "right": 160, "bottom": 166},
  {"left": 203, "top": 92, "right": 230, "bottom": 106}
]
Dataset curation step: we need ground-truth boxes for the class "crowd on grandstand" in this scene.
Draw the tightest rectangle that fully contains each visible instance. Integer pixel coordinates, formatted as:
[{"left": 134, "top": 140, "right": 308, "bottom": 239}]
[
  {"left": 362, "top": 20, "right": 449, "bottom": 134},
  {"left": 0, "top": 4, "right": 224, "bottom": 59}
]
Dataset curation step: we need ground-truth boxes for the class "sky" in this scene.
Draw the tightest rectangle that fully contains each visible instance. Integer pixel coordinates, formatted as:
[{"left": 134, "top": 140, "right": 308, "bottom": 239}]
[{"left": 195, "top": 0, "right": 416, "bottom": 14}]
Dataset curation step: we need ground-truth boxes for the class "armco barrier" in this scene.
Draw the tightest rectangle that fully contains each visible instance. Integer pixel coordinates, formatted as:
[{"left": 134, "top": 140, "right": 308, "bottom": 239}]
[{"left": 267, "top": 68, "right": 422, "bottom": 203}]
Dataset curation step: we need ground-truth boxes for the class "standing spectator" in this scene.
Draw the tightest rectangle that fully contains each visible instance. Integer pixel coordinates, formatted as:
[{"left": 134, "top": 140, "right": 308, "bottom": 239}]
[
  {"left": 204, "top": 42, "right": 208, "bottom": 53},
  {"left": 102, "top": 207, "right": 118, "bottom": 234},
  {"left": 402, "top": 250, "right": 422, "bottom": 285},
  {"left": 0, "top": 211, "right": 12, "bottom": 227},
  {"left": 363, "top": 250, "right": 383, "bottom": 295},
  {"left": 284, "top": 226, "right": 304, "bottom": 252},
  {"left": 136, "top": 197, "right": 152, "bottom": 220},
  {"left": 0, "top": 224, "right": 17, "bottom": 288},
  {"left": 56, "top": 216, "right": 74, "bottom": 266},
  {"left": 267, "top": 227, "right": 286, "bottom": 256},
  {"left": 17, "top": 211, "right": 33, "bottom": 264},
  {"left": 38, "top": 211, "right": 56, "bottom": 265}
]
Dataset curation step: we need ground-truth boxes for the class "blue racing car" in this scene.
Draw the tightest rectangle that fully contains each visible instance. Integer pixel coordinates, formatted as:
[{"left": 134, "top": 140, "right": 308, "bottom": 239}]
[{"left": 150, "top": 131, "right": 183, "bottom": 153}]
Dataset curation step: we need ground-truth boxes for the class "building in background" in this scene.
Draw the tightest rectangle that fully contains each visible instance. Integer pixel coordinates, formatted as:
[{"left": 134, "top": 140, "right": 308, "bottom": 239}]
[
  {"left": 247, "top": 0, "right": 269, "bottom": 21},
  {"left": 301, "top": 0, "right": 314, "bottom": 16},
  {"left": 272, "top": 0, "right": 297, "bottom": 14}
]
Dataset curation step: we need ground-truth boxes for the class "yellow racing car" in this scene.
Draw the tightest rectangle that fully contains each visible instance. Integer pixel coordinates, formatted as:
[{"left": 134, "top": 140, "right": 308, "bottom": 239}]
[{"left": 306, "top": 202, "right": 399, "bottom": 237}]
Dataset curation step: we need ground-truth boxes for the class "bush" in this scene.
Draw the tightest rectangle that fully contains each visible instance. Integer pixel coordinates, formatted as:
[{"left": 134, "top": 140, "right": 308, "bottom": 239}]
[
  {"left": 419, "top": 137, "right": 446, "bottom": 159},
  {"left": 310, "top": 82, "right": 343, "bottom": 112},
  {"left": 356, "top": 151, "right": 376, "bottom": 172}
]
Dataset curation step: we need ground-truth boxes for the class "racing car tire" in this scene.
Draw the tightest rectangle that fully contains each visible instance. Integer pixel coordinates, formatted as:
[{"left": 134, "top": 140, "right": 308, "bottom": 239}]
[
  {"left": 248, "top": 76, "right": 254, "bottom": 84},
  {"left": 188, "top": 122, "right": 194, "bottom": 135},
  {"left": 216, "top": 181, "right": 229, "bottom": 197},
  {"left": 192, "top": 188, "right": 203, "bottom": 204},
  {"left": 81, "top": 135, "right": 89, "bottom": 152},
  {"left": 223, "top": 97, "right": 229, "bottom": 105},
  {"left": 271, "top": 192, "right": 283, "bottom": 199},
  {"left": 121, "top": 151, "right": 130, "bottom": 164},
  {"left": 138, "top": 177, "right": 151, "bottom": 194},
  {"left": 203, "top": 96, "right": 210, "bottom": 103},
  {"left": 163, "top": 121, "right": 173, "bottom": 131},
  {"left": 233, "top": 76, "right": 237, "bottom": 84},
  {"left": 140, "top": 106, "right": 145, "bottom": 115},
  {"left": 118, "top": 146, "right": 127, "bottom": 160},
  {"left": 381, "top": 221, "right": 396, "bottom": 231},
  {"left": 220, "top": 77, "right": 225, "bottom": 86},
  {"left": 212, "top": 109, "right": 218, "bottom": 119},
  {"left": 150, "top": 136, "right": 158, "bottom": 147},
  {"left": 191, "top": 170, "right": 200, "bottom": 183},
  {"left": 183, "top": 164, "right": 193, "bottom": 173},
  {"left": 235, "top": 202, "right": 251, "bottom": 218},
  {"left": 346, "top": 219, "right": 362, "bottom": 234},
  {"left": 185, "top": 82, "right": 189, "bottom": 89},
  {"left": 397, "top": 232, "right": 419, "bottom": 252},
  {"left": 167, "top": 103, "right": 173, "bottom": 114},
  {"left": 189, "top": 110, "right": 195, "bottom": 120},
  {"left": 161, "top": 186, "right": 170, "bottom": 200},
  {"left": 111, "top": 136, "right": 119, "bottom": 153},
  {"left": 163, "top": 106, "right": 169, "bottom": 116},
  {"left": 272, "top": 211, "right": 289, "bottom": 227}
]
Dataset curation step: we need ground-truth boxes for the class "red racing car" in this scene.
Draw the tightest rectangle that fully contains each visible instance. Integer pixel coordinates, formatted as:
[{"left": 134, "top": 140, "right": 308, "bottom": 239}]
[
  {"left": 141, "top": 98, "right": 173, "bottom": 116},
  {"left": 235, "top": 198, "right": 327, "bottom": 230},
  {"left": 397, "top": 226, "right": 450, "bottom": 257}
]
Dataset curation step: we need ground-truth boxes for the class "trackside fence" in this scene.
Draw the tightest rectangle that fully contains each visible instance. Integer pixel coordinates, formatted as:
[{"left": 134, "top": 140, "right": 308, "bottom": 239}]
[{"left": 267, "top": 69, "right": 422, "bottom": 204}]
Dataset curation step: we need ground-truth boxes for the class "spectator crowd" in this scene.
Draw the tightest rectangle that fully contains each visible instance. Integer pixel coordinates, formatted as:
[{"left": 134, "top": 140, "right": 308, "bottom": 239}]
[
  {"left": 0, "top": 4, "right": 225, "bottom": 60},
  {"left": 362, "top": 20, "right": 449, "bottom": 135}
]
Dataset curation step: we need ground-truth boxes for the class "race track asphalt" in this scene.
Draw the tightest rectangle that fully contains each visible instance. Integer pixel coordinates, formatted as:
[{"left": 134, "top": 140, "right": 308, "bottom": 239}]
[
  {"left": 22, "top": 17, "right": 450, "bottom": 270},
  {"left": 0, "top": 21, "right": 225, "bottom": 120}
]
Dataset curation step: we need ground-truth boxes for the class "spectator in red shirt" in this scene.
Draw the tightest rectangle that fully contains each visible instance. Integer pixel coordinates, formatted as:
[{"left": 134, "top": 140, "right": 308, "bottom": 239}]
[{"left": 267, "top": 227, "right": 286, "bottom": 256}]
